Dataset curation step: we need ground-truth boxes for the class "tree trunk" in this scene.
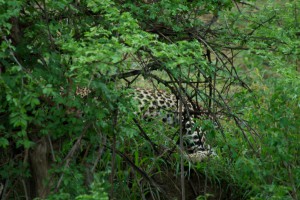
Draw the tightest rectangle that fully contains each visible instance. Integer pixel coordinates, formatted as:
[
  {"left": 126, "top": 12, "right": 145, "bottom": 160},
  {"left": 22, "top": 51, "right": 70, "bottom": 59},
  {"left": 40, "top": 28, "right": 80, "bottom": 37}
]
[{"left": 28, "top": 136, "right": 50, "bottom": 199}]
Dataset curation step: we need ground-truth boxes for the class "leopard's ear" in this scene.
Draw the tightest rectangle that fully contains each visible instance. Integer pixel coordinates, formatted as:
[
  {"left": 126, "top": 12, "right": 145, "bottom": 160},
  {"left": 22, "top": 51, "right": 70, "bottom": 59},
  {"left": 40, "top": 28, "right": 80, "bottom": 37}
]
[{"left": 75, "top": 86, "right": 91, "bottom": 98}]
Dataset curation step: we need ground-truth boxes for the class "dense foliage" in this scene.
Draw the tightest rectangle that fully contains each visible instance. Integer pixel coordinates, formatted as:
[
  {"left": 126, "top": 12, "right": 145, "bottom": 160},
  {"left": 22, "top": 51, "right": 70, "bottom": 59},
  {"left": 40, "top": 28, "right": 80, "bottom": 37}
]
[{"left": 0, "top": 0, "right": 299, "bottom": 199}]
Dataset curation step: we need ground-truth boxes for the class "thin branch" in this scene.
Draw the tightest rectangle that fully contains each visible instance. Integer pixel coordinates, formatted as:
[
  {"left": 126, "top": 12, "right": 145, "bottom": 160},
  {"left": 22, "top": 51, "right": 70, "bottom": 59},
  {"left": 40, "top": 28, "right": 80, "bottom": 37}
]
[
  {"left": 103, "top": 145, "right": 164, "bottom": 194},
  {"left": 240, "top": 1, "right": 260, "bottom": 10},
  {"left": 232, "top": 0, "right": 241, "bottom": 13},
  {"left": 2, "top": 36, "right": 25, "bottom": 71},
  {"left": 110, "top": 108, "right": 118, "bottom": 199},
  {"left": 91, "top": 127, "right": 106, "bottom": 172},
  {"left": 248, "top": 15, "right": 276, "bottom": 36},
  {"left": 133, "top": 118, "right": 160, "bottom": 154},
  {"left": 109, "top": 62, "right": 162, "bottom": 81},
  {"left": 47, "top": 135, "right": 56, "bottom": 162},
  {"left": 178, "top": 74, "right": 185, "bottom": 200},
  {"left": 21, "top": 179, "right": 29, "bottom": 200},
  {"left": 55, "top": 123, "right": 91, "bottom": 192}
]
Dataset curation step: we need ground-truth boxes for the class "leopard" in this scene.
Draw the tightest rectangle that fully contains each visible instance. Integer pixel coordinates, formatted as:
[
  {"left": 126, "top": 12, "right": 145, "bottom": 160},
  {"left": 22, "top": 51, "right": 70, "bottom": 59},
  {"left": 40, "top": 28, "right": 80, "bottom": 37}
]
[
  {"left": 132, "top": 88, "right": 215, "bottom": 162},
  {"left": 72, "top": 86, "right": 215, "bottom": 162}
]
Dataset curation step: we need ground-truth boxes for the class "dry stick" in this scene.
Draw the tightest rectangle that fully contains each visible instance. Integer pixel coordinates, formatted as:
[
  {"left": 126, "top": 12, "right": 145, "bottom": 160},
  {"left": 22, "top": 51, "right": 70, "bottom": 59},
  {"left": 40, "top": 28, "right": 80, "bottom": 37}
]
[
  {"left": 136, "top": 176, "right": 147, "bottom": 200},
  {"left": 80, "top": 144, "right": 91, "bottom": 165},
  {"left": 207, "top": 49, "right": 213, "bottom": 111},
  {"left": 133, "top": 118, "right": 159, "bottom": 154},
  {"left": 248, "top": 15, "right": 276, "bottom": 36},
  {"left": 22, "top": 148, "right": 29, "bottom": 199},
  {"left": 178, "top": 71, "right": 185, "bottom": 200},
  {"left": 287, "top": 163, "right": 298, "bottom": 200},
  {"left": 21, "top": 179, "right": 29, "bottom": 200},
  {"left": 0, "top": 183, "right": 3, "bottom": 198},
  {"left": 42, "top": 0, "right": 55, "bottom": 49},
  {"left": 55, "top": 123, "right": 91, "bottom": 192},
  {"left": 91, "top": 132, "right": 107, "bottom": 173},
  {"left": 152, "top": 70, "right": 209, "bottom": 148},
  {"left": 110, "top": 108, "right": 118, "bottom": 200},
  {"left": 192, "top": 34, "right": 232, "bottom": 76},
  {"left": 231, "top": 0, "right": 241, "bottom": 13},
  {"left": 109, "top": 62, "right": 161, "bottom": 81},
  {"left": 216, "top": 50, "right": 252, "bottom": 93},
  {"left": 2, "top": 180, "right": 17, "bottom": 200},
  {"left": 167, "top": 68, "right": 207, "bottom": 109},
  {"left": 47, "top": 135, "right": 56, "bottom": 162},
  {"left": 240, "top": 1, "right": 260, "bottom": 10},
  {"left": 134, "top": 54, "right": 255, "bottom": 150},
  {"left": 165, "top": 71, "right": 231, "bottom": 152},
  {"left": 103, "top": 144, "right": 164, "bottom": 195}
]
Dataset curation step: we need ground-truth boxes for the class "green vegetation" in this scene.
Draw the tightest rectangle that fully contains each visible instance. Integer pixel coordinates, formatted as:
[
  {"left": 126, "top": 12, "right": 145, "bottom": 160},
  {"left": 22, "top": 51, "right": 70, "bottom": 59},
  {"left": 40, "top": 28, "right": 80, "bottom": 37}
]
[{"left": 0, "top": 0, "right": 299, "bottom": 199}]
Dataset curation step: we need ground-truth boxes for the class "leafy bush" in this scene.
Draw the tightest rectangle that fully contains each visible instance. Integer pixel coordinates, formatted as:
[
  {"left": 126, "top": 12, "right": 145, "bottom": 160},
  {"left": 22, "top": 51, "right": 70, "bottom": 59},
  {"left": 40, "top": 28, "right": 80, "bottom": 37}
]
[{"left": 0, "top": 0, "right": 299, "bottom": 199}]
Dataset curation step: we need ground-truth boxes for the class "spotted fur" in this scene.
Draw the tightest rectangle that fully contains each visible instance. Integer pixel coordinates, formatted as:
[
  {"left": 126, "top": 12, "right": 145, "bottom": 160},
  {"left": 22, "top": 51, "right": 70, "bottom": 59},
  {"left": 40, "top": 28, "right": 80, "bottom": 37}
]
[
  {"left": 132, "top": 88, "right": 214, "bottom": 161},
  {"left": 73, "top": 86, "right": 214, "bottom": 161}
]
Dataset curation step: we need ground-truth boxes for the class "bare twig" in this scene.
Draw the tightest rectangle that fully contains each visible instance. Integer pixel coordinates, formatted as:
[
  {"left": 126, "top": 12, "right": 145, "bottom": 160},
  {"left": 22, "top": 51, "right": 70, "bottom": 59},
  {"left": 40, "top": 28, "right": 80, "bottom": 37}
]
[
  {"left": 55, "top": 123, "right": 91, "bottom": 192},
  {"left": 178, "top": 74, "right": 185, "bottom": 200},
  {"left": 91, "top": 127, "right": 107, "bottom": 172},
  {"left": 47, "top": 135, "right": 56, "bottom": 162},
  {"left": 21, "top": 179, "right": 29, "bottom": 200},
  {"left": 110, "top": 108, "right": 118, "bottom": 199},
  {"left": 232, "top": 0, "right": 241, "bottom": 13},
  {"left": 103, "top": 144, "right": 164, "bottom": 194},
  {"left": 240, "top": 1, "right": 260, "bottom": 10},
  {"left": 133, "top": 118, "right": 160, "bottom": 154}
]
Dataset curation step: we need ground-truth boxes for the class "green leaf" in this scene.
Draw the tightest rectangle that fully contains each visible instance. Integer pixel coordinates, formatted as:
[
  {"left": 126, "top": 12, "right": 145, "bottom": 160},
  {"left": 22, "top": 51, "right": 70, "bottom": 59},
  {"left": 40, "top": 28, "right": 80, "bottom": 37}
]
[{"left": 0, "top": 137, "right": 9, "bottom": 148}]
